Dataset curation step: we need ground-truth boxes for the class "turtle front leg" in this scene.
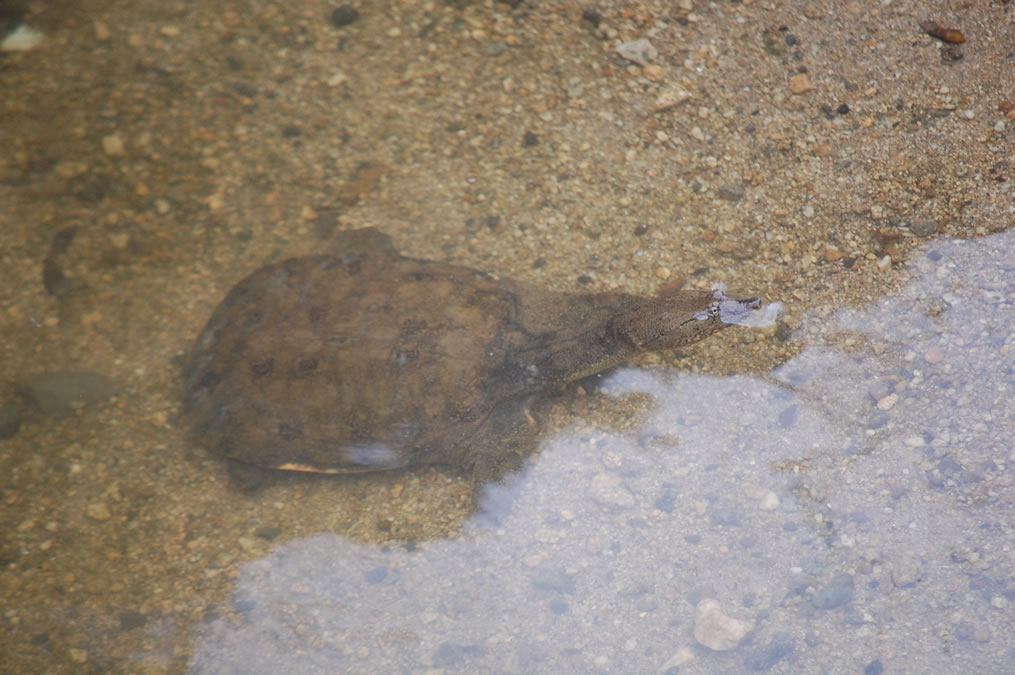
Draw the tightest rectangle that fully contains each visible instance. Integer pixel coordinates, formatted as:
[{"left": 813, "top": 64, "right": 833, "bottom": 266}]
[
  {"left": 467, "top": 397, "right": 544, "bottom": 515},
  {"left": 470, "top": 451, "right": 527, "bottom": 519}
]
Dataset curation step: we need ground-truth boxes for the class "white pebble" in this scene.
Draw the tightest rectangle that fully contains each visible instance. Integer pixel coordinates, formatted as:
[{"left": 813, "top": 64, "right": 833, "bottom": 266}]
[{"left": 760, "top": 491, "right": 780, "bottom": 510}]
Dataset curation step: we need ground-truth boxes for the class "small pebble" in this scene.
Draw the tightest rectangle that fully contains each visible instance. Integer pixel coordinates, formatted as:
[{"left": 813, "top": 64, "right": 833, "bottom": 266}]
[
  {"left": 910, "top": 220, "right": 938, "bottom": 237},
  {"left": 589, "top": 473, "right": 635, "bottom": 508},
  {"left": 530, "top": 567, "right": 576, "bottom": 595},
  {"left": 759, "top": 491, "right": 780, "bottom": 510},
  {"left": 825, "top": 247, "right": 844, "bottom": 262},
  {"left": 810, "top": 573, "right": 854, "bottom": 610},
  {"left": 102, "top": 133, "right": 126, "bottom": 157},
  {"left": 653, "top": 87, "right": 691, "bottom": 112},
  {"left": 789, "top": 73, "right": 813, "bottom": 94},
  {"left": 17, "top": 372, "right": 118, "bottom": 417},
  {"left": 876, "top": 394, "right": 898, "bottom": 410},
  {"left": 119, "top": 611, "right": 147, "bottom": 631},
  {"left": 717, "top": 184, "right": 745, "bottom": 202},
  {"left": 54, "top": 160, "right": 89, "bottom": 179},
  {"left": 642, "top": 64, "right": 663, "bottom": 81},
  {"left": 616, "top": 39, "right": 657, "bottom": 66},
  {"left": 330, "top": 6, "right": 359, "bottom": 27},
  {"left": 890, "top": 552, "right": 922, "bottom": 588},
  {"left": 954, "top": 620, "right": 991, "bottom": 642},
  {"left": 86, "top": 503, "right": 112, "bottom": 521},
  {"left": 864, "top": 660, "right": 884, "bottom": 675},
  {"left": 254, "top": 525, "right": 281, "bottom": 540},
  {"left": 693, "top": 598, "right": 753, "bottom": 651},
  {"left": 660, "top": 647, "right": 695, "bottom": 670},
  {"left": 581, "top": 7, "right": 603, "bottom": 27},
  {"left": 432, "top": 642, "right": 467, "bottom": 668},
  {"left": 364, "top": 567, "right": 390, "bottom": 585},
  {"left": 0, "top": 25, "right": 44, "bottom": 52},
  {"left": 745, "top": 640, "right": 794, "bottom": 671},
  {"left": 93, "top": 20, "right": 111, "bottom": 42}
]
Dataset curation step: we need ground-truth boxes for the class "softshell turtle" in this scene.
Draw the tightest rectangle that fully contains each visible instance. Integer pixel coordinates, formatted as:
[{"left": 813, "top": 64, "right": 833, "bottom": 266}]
[{"left": 182, "top": 229, "right": 767, "bottom": 487}]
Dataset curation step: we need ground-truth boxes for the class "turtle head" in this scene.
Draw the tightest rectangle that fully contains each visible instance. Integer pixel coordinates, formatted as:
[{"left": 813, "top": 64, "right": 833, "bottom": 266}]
[{"left": 613, "top": 284, "right": 766, "bottom": 352}]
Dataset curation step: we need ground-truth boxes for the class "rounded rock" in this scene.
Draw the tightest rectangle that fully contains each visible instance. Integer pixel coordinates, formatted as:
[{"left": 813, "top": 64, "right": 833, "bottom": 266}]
[{"left": 693, "top": 598, "right": 753, "bottom": 651}]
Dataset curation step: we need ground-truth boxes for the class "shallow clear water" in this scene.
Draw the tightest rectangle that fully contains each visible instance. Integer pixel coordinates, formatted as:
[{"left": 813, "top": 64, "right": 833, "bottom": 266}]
[
  {"left": 3, "top": 2, "right": 1014, "bottom": 673},
  {"left": 189, "top": 231, "right": 1015, "bottom": 673}
]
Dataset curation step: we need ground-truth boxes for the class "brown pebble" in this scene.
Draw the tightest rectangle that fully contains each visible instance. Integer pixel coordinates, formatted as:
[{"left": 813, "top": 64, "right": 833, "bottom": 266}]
[
  {"left": 924, "top": 346, "right": 944, "bottom": 363},
  {"left": 920, "top": 21, "right": 965, "bottom": 44},
  {"left": 877, "top": 394, "right": 899, "bottom": 410},
  {"left": 653, "top": 88, "right": 691, "bottom": 112},
  {"left": 643, "top": 64, "right": 664, "bottom": 81},
  {"left": 86, "top": 503, "right": 112, "bottom": 521},
  {"left": 93, "top": 21, "right": 111, "bottom": 42},
  {"left": 824, "top": 247, "right": 844, "bottom": 262},
  {"left": 789, "top": 73, "right": 814, "bottom": 94}
]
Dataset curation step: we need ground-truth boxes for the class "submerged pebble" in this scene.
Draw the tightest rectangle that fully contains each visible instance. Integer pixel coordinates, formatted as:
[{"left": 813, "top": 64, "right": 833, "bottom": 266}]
[
  {"left": 615, "top": 39, "right": 657, "bottom": 66},
  {"left": 17, "top": 372, "right": 118, "bottom": 417},
  {"left": 810, "top": 573, "right": 854, "bottom": 610},
  {"left": 693, "top": 598, "right": 753, "bottom": 651}
]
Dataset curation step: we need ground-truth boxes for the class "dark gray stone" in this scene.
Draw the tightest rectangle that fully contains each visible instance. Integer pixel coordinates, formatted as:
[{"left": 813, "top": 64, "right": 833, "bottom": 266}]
[
  {"left": 530, "top": 568, "right": 576, "bottom": 595},
  {"left": 17, "top": 372, "right": 117, "bottom": 417},
  {"left": 718, "top": 184, "right": 746, "bottom": 202},
  {"left": 745, "top": 638, "right": 794, "bottom": 672},
  {"left": 910, "top": 220, "right": 938, "bottom": 237},
  {"left": 810, "top": 574, "right": 854, "bottom": 610}
]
